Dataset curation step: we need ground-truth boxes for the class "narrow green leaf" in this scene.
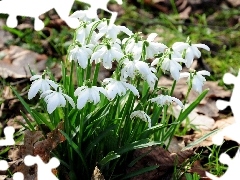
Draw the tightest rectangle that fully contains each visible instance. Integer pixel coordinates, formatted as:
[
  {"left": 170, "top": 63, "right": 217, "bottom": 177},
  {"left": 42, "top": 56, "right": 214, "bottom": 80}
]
[
  {"left": 182, "top": 129, "right": 219, "bottom": 151},
  {"left": 85, "top": 125, "right": 117, "bottom": 156},
  {"left": 178, "top": 89, "right": 209, "bottom": 123},
  {"left": 20, "top": 111, "right": 35, "bottom": 131},
  {"left": 60, "top": 130, "right": 88, "bottom": 173},
  {"left": 122, "top": 165, "right": 159, "bottom": 179},
  {"left": 99, "top": 151, "right": 120, "bottom": 166}
]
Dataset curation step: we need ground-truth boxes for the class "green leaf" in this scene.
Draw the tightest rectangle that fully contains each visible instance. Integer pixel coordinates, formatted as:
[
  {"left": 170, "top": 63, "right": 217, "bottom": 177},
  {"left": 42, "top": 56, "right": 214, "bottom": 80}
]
[
  {"left": 178, "top": 89, "right": 209, "bottom": 123},
  {"left": 99, "top": 151, "right": 120, "bottom": 166},
  {"left": 182, "top": 129, "right": 219, "bottom": 151},
  {"left": 60, "top": 130, "right": 88, "bottom": 173},
  {"left": 116, "top": 139, "right": 162, "bottom": 155},
  {"left": 20, "top": 111, "right": 35, "bottom": 131},
  {"left": 85, "top": 125, "right": 117, "bottom": 156},
  {"left": 139, "top": 124, "right": 166, "bottom": 139},
  {"left": 121, "top": 165, "right": 159, "bottom": 179}
]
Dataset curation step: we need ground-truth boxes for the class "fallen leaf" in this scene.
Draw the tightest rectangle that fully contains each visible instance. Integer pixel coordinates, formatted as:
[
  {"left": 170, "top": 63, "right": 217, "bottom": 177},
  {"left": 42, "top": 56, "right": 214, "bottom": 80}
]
[
  {"left": 165, "top": 136, "right": 185, "bottom": 153},
  {"left": 127, "top": 146, "right": 193, "bottom": 180},
  {"left": 172, "top": 105, "right": 215, "bottom": 131},
  {"left": 226, "top": 0, "right": 240, "bottom": 7},
  {"left": 0, "top": 46, "right": 47, "bottom": 78},
  {"left": 33, "top": 121, "right": 65, "bottom": 162},
  {"left": 91, "top": 166, "right": 105, "bottom": 180}
]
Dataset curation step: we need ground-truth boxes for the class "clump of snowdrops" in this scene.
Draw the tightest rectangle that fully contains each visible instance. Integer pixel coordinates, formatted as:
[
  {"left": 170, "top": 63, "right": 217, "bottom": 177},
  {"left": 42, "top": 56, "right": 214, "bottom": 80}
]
[{"left": 15, "top": 11, "right": 211, "bottom": 179}]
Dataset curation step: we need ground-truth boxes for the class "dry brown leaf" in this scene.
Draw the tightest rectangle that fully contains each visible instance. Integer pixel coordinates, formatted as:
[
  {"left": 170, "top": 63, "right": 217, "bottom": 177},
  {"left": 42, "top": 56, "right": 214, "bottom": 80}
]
[
  {"left": 127, "top": 146, "right": 193, "bottom": 180},
  {"left": 7, "top": 115, "right": 28, "bottom": 130},
  {"left": 195, "top": 99, "right": 219, "bottom": 118},
  {"left": 165, "top": 136, "right": 185, "bottom": 153},
  {"left": 0, "top": 46, "right": 47, "bottom": 78},
  {"left": 213, "top": 116, "right": 235, "bottom": 129},
  {"left": 188, "top": 160, "right": 208, "bottom": 178},
  {"left": 33, "top": 121, "right": 65, "bottom": 162},
  {"left": 159, "top": 77, "right": 231, "bottom": 102},
  {"left": 227, "top": 0, "right": 240, "bottom": 7},
  {"left": 91, "top": 166, "right": 105, "bottom": 180},
  {"left": 8, "top": 147, "right": 21, "bottom": 161},
  {"left": 172, "top": 105, "right": 215, "bottom": 131}
]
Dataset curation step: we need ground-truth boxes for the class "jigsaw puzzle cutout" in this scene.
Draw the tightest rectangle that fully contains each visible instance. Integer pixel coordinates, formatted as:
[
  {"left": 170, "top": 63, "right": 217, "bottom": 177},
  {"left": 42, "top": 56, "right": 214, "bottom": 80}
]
[
  {"left": 206, "top": 149, "right": 240, "bottom": 180},
  {"left": 207, "top": 69, "right": 240, "bottom": 179},
  {"left": 25, "top": 155, "right": 60, "bottom": 180},
  {"left": 0, "top": 0, "right": 122, "bottom": 30},
  {"left": 0, "top": 126, "right": 60, "bottom": 180}
]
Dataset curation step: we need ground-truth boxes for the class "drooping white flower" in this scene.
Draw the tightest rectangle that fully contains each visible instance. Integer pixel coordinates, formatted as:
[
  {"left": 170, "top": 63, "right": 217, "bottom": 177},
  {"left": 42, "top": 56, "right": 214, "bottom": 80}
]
[
  {"left": 74, "top": 86, "right": 107, "bottom": 109},
  {"left": 91, "top": 42, "right": 124, "bottom": 69},
  {"left": 70, "top": 10, "right": 99, "bottom": 22},
  {"left": 28, "top": 75, "right": 59, "bottom": 100},
  {"left": 68, "top": 45, "right": 93, "bottom": 69},
  {"left": 130, "top": 110, "right": 152, "bottom": 128},
  {"left": 121, "top": 59, "right": 158, "bottom": 90},
  {"left": 172, "top": 42, "right": 210, "bottom": 68},
  {"left": 103, "top": 78, "right": 139, "bottom": 100},
  {"left": 123, "top": 38, "right": 143, "bottom": 61},
  {"left": 160, "top": 57, "right": 185, "bottom": 80},
  {"left": 180, "top": 70, "right": 210, "bottom": 93},
  {"left": 40, "top": 89, "right": 75, "bottom": 114},
  {"left": 149, "top": 94, "right": 184, "bottom": 108},
  {"left": 96, "top": 21, "right": 133, "bottom": 41},
  {"left": 144, "top": 33, "right": 167, "bottom": 59},
  {"left": 76, "top": 22, "right": 98, "bottom": 44}
]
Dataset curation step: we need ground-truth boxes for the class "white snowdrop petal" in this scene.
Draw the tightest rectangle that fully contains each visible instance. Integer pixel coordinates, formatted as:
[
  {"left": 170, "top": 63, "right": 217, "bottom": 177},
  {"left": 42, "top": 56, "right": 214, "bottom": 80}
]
[
  {"left": 28, "top": 80, "right": 42, "bottom": 99},
  {"left": 193, "top": 44, "right": 210, "bottom": 51},
  {"left": 185, "top": 48, "right": 194, "bottom": 68},
  {"left": 46, "top": 79, "right": 58, "bottom": 90},
  {"left": 74, "top": 86, "right": 87, "bottom": 96},
  {"left": 151, "top": 58, "right": 159, "bottom": 66},
  {"left": 172, "top": 42, "right": 189, "bottom": 52},
  {"left": 123, "top": 82, "right": 139, "bottom": 97},
  {"left": 77, "top": 90, "right": 89, "bottom": 109},
  {"left": 198, "top": 70, "right": 210, "bottom": 76},
  {"left": 191, "top": 46, "right": 201, "bottom": 58},
  {"left": 147, "top": 33, "right": 158, "bottom": 42},
  {"left": 63, "top": 94, "right": 75, "bottom": 108},
  {"left": 47, "top": 94, "right": 60, "bottom": 114},
  {"left": 118, "top": 26, "right": 133, "bottom": 36},
  {"left": 30, "top": 75, "right": 41, "bottom": 81}
]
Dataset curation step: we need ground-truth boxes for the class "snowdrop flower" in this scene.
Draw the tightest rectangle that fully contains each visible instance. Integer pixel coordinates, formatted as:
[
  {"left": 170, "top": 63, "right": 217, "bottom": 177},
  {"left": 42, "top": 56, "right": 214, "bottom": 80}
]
[
  {"left": 74, "top": 86, "right": 107, "bottom": 109},
  {"left": 97, "top": 21, "right": 133, "bottom": 41},
  {"left": 144, "top": 33, "right": 167, "bottom": 59},
  {"left": 130, "top": 110, "right": 152, "bottom": 128},
  {"left": 160, "top": 56, "right": 185, "bottom": 80},
  {"left": 150, "top": 94, "right": 184, "bottom": 108},
  {"left": 121, "top": 59, "right": 158, "bottom": 90},
  {"left": 180, "top": 70, "right": 210, "bottom": 93},
  {"left": 76, "top": 22, "right": 98, "bottom": 44},
  {"left": 103, "top": 78, "right": 139, "bottom": 100},
  {"left": 40, "top": 88, "right": 75, "bottom": 114},
  {"left": 28, "top": 75, "right": 59, "bottom": 100},
  {"left": 172, "top": 42, "right": 210, "bottom": 68},
  {"left": 91, "top": 41, "right": 124, "bottom": 69},
  {"left": 68, "top": 44, "right": 93, "bottom": 69},
  {"left": 123, "top": 37, "right": 143, "bottom": 61},
  {"left": 70, "top": 10, "right": 99, "bottom": 22}
]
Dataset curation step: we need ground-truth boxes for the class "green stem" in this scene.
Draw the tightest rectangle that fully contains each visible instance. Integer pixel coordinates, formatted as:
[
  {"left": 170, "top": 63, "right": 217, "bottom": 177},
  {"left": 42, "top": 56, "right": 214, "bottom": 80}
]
[{"left": 92, "top": 63, "right": 100, "bottom": 86}]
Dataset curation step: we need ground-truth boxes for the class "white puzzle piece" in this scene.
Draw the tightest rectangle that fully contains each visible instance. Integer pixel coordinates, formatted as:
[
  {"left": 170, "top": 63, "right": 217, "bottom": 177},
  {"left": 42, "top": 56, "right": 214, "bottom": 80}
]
[{"left": 0, "top": 0, "right": 122, "bottom": 30}]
